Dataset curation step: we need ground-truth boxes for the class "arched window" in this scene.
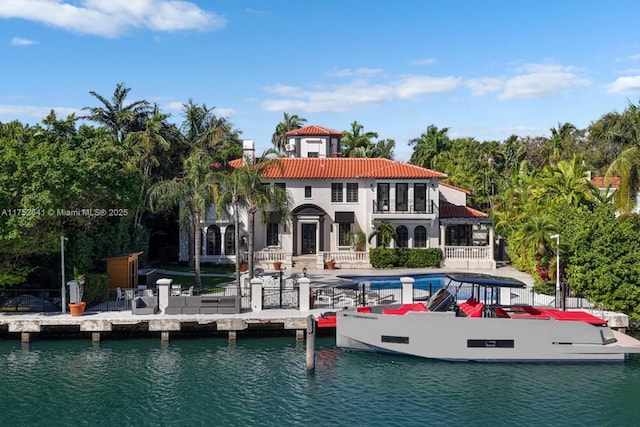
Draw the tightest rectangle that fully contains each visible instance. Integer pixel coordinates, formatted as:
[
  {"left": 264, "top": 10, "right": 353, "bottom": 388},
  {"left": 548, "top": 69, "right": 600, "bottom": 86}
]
[
  {"left": 414, "top": 225, "right": 427, "bottom": 248},
  {"left": 206, "top": 225, "right": 222, "bottom": 255},
  {"left": 396, "top": 225, "right": 408, "bottom": 248},
  {"left": 224, "top": 225, "right": 235, "bottom": 255}
]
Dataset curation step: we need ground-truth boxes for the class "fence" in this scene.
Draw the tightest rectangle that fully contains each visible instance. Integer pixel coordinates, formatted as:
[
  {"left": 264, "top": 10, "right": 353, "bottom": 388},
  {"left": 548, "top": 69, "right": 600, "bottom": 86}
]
[{"left": 0, "top": 288, "right": 62, "bottom": 312}]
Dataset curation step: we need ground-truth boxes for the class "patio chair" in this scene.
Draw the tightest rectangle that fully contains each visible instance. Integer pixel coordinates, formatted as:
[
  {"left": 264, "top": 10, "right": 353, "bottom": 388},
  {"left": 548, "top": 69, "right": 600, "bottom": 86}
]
[
  {"left": 171, "top": 284, "right": 182, "bottom": 296},
  {"left": 117, "top": 287, "right": 133, "bottom": 308},
  {"left": 116, "top": 287, "right": 125, "bottom": 306}
]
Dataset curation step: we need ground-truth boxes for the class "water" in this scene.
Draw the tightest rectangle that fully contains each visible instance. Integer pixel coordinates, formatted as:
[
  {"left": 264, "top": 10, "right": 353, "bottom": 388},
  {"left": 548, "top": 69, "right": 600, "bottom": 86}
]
[
  {"left": 1, "top": 337, "right": 639, "bottom": 427},
  {"left": 338, "top": 273, "right": 447, "bottom": 290}
]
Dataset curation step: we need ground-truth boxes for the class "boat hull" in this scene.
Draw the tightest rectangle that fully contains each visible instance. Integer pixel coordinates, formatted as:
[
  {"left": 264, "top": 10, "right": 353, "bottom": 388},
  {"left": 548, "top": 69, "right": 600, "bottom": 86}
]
[{"left": 336, "top": 310, "right": 640, "bottom": 362}]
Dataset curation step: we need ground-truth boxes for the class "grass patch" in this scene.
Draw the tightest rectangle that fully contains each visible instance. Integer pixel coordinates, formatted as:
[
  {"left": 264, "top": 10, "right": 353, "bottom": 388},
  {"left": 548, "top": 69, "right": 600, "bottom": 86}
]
[
  {"left": 155, "top": 262, "right": 235, "bottom": 275},
  {"left": 157, "top": 273, "right": 233, "bottom": 293}
]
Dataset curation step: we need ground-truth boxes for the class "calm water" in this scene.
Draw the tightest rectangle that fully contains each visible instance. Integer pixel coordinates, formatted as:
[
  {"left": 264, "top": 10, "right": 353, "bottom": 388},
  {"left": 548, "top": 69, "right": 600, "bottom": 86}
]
[
  {"left": 338, "top": 273, "right": 447, "bottom": 290},
  {"left": 1, "top": 336, "right": 639, "bottom": 427}
]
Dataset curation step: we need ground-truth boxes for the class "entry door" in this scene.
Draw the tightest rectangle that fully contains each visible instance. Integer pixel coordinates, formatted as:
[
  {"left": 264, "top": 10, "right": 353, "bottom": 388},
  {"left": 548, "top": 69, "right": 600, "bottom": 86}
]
[{"left": 301, "top": 224, "right": 317, "bottom": 254}]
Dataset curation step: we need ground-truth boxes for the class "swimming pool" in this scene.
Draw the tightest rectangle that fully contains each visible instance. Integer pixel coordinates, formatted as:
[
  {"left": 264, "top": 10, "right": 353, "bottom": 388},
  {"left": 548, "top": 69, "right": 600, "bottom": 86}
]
[{"left": 337, "top": 273, "right": 447, "bottom": 291}]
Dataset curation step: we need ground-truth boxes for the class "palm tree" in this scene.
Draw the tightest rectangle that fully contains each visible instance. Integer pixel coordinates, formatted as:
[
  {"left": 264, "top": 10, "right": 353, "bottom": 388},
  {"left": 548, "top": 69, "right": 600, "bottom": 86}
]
[
  {"left": 368, "top": 221, "right": 396, "bottom": 248},
  {"left": 409, "top": 125, "right": 450, "bottom": 168},
  {"left": 341, "top": 121, "right": 379, "bottom": 158},
  {"left": 124, "top": 107, "right": 171, "bottom": 232},
  {"left": 547, "top": 122, "right": 579, "bottom": 164},
  {"left": 237, "top": 151, "right": 292, "bottom": 278},
  {"left": 148, "top": 150, "right": 217, "bottom": 289},
  {"left": 536, "top": 155, "right": 598, "bottom": 208},
  {"left": 272, "top": 113, "right": 307, "bottom": 153},
  {"left": 212, "top": 166, "right": 246, "bottom": 292},
  {"left": 80, "top": 82, "right": 151, "bottom": 143},
  {"left": 181, "top": 99, "right": 243, "bottom": 165}
]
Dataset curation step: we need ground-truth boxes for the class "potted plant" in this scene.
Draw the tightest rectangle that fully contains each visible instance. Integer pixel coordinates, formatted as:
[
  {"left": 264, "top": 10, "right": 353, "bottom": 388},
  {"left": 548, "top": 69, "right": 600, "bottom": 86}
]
[
  {"left": 326, "top": 259, "right": 336, "bottom": 270},
  {"left": 238, "top": 235, "right": 249, "bottom": 272},
  {"left": 68, "top": 267, "right": 86, "bottom": 316},
  {"left": 274, "top": 261, "right": 282, "bottom": 270},
  {"left": 347, "top": 230, "right": 366, "bottom": 251}
]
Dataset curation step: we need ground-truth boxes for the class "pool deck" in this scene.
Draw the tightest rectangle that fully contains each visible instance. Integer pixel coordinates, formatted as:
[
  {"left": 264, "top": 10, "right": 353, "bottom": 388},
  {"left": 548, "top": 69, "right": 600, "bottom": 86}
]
[{"left": 0, "top": 265, "right": 629, "bottom": 341}]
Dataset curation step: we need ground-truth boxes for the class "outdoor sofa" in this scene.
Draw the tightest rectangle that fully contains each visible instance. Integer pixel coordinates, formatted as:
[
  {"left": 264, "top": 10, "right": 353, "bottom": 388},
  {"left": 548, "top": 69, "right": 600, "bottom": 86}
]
[
  {"left": 131, "top": 295, "right": 159, "bottom": 315},
  {"left": 165, "top": 295, "right": 241, "bottom": 315}
]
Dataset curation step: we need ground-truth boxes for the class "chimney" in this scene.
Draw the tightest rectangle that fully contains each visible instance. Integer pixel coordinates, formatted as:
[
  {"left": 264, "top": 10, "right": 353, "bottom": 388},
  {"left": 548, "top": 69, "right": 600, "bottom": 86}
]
[{"left": 242, "top": 139, "right": 255, "bottom": 166}]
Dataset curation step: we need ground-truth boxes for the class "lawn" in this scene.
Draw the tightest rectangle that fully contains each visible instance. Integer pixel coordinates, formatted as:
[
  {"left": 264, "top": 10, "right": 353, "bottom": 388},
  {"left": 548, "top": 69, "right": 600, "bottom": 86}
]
[{"left": 155, "top": 262, "right": 235, "bottom": 275}]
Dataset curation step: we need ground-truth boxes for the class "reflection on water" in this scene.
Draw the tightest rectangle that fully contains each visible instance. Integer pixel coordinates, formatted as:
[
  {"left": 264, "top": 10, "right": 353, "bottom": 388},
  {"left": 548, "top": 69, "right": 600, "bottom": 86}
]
[{"left": 0, "top": 337, "right": 638, "bottom": 426}]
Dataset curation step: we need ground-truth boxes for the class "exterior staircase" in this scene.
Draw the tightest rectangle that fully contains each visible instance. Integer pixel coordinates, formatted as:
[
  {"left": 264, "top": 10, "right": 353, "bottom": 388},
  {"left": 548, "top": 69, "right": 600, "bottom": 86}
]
[{"left": 291, "top": 255, "right": 319, "bottom": 272}]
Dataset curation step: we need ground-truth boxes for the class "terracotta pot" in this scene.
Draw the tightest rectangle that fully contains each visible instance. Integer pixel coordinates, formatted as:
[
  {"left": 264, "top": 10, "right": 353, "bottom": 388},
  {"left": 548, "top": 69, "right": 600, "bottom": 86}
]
[
  {"left": 274, "top": 261, "right": 282, "bottom": 271},
  {"left": 69, "top": 302, "right": 86, "bottom": 316},
  {"left": 326, "top": 261, "right": 336, "bottom": 270},
  {"left": 240, "top": 263, "right": 248, "bottom": 272}
]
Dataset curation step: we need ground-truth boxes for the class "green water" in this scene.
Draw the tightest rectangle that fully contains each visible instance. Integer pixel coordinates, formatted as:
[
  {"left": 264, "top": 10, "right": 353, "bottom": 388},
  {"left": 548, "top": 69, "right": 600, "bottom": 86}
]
[{"left": 1, "top": 337, "right": 639, "bottom": 426}]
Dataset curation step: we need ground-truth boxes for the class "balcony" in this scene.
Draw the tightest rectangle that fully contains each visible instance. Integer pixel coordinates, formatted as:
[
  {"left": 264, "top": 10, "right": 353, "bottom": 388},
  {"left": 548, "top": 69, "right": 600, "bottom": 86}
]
[{"left": 371, "top": 199, "right": 436, "bottom": 220}]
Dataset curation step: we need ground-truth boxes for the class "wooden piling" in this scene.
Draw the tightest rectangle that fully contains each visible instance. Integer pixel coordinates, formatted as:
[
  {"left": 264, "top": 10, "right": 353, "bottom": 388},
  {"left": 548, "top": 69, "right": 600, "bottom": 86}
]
[
  {"left": 296, "top": 329, "right": 304, "bottom": 341},
  {"left": 21, "top": 332, "right": 30, "bottom": 343},
  {"left": 229, "top": 331, "right": 237, "bottom": 342},
  {"left": 161, "top": 331, "right": 170, "bottom": 342},
  {"left": 306, "top": 315, "right": 315, "bottom": 374},
  {"left": 92, "top": 332, "right": 101, "bottom": 343}
]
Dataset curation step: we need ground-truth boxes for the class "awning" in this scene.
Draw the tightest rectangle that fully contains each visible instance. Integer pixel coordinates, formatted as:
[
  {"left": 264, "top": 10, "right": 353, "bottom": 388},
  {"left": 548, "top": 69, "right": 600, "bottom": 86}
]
[{"left": 335, "top": 211, "right": 354, "bottom": 223}]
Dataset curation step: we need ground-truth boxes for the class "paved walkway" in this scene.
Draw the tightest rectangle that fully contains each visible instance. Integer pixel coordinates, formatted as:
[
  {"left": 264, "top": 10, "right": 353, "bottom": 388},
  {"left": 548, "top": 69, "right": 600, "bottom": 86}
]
[{"left": 154, "top": 265, "right": 535, "bottom": 287}]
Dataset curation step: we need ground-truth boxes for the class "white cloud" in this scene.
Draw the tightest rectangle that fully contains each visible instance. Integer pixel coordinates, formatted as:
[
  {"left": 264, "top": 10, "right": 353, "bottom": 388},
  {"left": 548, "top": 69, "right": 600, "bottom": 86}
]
[
  {"left": 261, "top": 74, "right": 460, "bottom": 113},
  {"left": 499, "top": 63, "right": 591, "bottom": 99},
  {"left": 0, "top": 0, "right": 226, "bottom": 38},
  {"left": 11, "top": 37, "right": 37, "bottom": 46},
  {"left": 215, "top": 107, "right": 236, "bottom": 118},
  {"left": 606, "top": 76, "right": 640, "bottom": 94},
  {"left": 325, "top": 67, "right": 384, "bottom": 78},
  {"left": 411, "top": 58, "right": 437, "bottom": 66},
  {"left": 163, "top": 101, "right": 185, "bottom": 111},
  {"left": 466, "top": 77, "right": 504, "bottom": 96},
  {"left": 0, "top": 104, "right": 79, "bottom": 119},
  {"left": 394, "top": 75, "right": 460, "bottom": 98}
]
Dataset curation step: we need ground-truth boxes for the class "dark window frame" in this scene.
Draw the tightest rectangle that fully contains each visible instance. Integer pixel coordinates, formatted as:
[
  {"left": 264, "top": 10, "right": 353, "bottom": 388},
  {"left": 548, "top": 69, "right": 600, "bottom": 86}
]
[{"left": 331, "top": 183, "right": 344, "bottom": 203}]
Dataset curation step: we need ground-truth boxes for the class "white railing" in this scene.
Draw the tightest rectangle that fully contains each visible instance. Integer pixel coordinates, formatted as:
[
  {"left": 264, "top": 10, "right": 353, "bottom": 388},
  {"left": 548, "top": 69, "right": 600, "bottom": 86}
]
[
  {"left": 253, "top": 250, "right": 292, "bottom": 264},
  {"left": 323, "top": 251, "right": 370, "bottom": 266},
  {"left": 444, "top": 246, "right": 491, "bottom": 260}
]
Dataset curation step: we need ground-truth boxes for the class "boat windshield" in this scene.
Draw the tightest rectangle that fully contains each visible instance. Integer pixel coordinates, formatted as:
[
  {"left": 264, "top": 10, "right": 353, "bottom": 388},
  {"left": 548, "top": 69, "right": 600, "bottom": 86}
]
[{"left": 444, "top": 273, "right": 526, "bottom": 288}]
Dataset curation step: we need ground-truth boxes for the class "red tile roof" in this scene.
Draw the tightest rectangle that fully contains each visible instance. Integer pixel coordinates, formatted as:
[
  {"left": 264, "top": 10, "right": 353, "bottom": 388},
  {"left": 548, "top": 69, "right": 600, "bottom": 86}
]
[
  {"left": 591, "top": 176, "right": 620, "bottom": 189},
  {"left": 439, "top": 200, "right": 488, "bottom": 218},
  {"left": 230, "top": 157, "right": 447, "bottom": 179},
  {"left": 285, "top": 125, "right": 342, "bottom": 137}
]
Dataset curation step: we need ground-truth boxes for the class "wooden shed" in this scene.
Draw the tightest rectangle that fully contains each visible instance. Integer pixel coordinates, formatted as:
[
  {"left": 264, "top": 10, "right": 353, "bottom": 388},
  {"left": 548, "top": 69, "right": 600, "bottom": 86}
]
[{"left": 102, "top": 252, "right": 143, "bottom": 289}]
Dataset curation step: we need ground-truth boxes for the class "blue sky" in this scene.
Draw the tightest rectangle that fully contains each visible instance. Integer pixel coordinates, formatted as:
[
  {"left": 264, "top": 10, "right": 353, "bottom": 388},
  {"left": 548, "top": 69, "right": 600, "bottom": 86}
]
[{"left": 2, "top": 1, "right": 640, "bottom": 161}]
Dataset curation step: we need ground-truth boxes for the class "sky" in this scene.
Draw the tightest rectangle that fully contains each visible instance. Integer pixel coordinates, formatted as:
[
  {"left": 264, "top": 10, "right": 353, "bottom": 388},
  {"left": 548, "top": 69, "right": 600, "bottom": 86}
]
[{"left": 2, "top": 1, "right": 640, "bottom": 162}]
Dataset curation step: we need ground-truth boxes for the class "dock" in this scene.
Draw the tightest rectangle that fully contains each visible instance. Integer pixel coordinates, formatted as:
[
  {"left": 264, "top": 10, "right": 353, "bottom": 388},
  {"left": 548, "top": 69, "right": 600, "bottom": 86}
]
[{"left": 0, "top": 309, "right": 331, "bottom": 343}]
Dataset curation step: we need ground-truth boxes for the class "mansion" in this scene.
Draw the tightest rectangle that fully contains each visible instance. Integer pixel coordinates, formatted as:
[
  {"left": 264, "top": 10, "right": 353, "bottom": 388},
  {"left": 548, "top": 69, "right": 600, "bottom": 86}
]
[{"left": 179, "top": 125, "right": 496, "bottom": 270}]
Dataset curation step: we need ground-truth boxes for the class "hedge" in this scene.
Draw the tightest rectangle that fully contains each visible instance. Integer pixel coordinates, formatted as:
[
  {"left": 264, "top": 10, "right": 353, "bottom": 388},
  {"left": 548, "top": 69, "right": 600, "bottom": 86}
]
[{"left": 370, "top": 248, "right": 442, "bottom": 268}]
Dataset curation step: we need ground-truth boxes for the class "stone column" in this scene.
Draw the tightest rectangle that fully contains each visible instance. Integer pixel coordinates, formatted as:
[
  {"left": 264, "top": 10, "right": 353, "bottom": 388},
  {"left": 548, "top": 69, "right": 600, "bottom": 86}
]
[
  {"left": 401, "top": 277, "right": 414, "bottom": 304},
  {"left": 251, "top": 278, "right": 263, "bottom": 312},
  {"left": 298, "top": 277, "right": 311, "bottom": 312},
  {"left": 156, "top": 278, "right": 172, "bottom": 314}
]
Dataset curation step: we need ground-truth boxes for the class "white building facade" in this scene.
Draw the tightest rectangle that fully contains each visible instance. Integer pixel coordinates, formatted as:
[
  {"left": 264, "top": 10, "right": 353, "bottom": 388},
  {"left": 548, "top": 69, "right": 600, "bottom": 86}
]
[{"left": 179, "top": 125, "right": 496, "bottom": 270}]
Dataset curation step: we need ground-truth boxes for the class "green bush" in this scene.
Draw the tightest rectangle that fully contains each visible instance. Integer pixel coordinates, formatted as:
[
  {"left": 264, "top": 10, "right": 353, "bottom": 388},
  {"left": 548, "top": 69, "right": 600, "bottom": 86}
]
[
  {"left": 369, "top": 247, "right": 398, "bottom": 268},
  {"left": 407, "top": 248, "right": 442, "bottom": 267},
  {"left": 84, "top": 273, "right": 109, "bottom": 306},
  {"left": 369, "top": 248, "right": 442, "bottom": 268}
]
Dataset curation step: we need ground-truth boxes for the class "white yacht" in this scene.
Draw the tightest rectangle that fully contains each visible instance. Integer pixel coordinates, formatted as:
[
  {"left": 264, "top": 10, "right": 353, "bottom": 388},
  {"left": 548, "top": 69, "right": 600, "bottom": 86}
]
[{"left": 335, "top": 274, "right": 640, "bottom": 362}]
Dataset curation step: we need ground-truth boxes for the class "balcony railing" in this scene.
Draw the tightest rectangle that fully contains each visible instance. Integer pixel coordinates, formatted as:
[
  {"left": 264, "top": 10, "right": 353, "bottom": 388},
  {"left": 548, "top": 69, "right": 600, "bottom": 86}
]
[
  {"left": 444, "top": 246, "right": 491, "bottom": 260},
  {"left": 372, "top": 200, "right": 435, "bottom": 215}
]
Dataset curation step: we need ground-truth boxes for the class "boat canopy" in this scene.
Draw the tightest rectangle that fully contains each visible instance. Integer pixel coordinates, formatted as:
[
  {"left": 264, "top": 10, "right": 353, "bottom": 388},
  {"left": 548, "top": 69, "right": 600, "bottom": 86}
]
[{"left": 445, "top": 273, "right": 526, "bottom": 288}]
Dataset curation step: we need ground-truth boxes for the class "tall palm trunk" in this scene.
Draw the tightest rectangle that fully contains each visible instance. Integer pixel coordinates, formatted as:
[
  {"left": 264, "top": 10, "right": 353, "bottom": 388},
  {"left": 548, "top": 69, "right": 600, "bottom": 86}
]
[
  {"left": 247, "top": 208, "right": 256, "bottom": 280},
  {"left": 234, "top": 201, "right": 241, "bottom": 294},
  {"left": 193, "top": 210, "right": 202, "bottom": 290}
]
